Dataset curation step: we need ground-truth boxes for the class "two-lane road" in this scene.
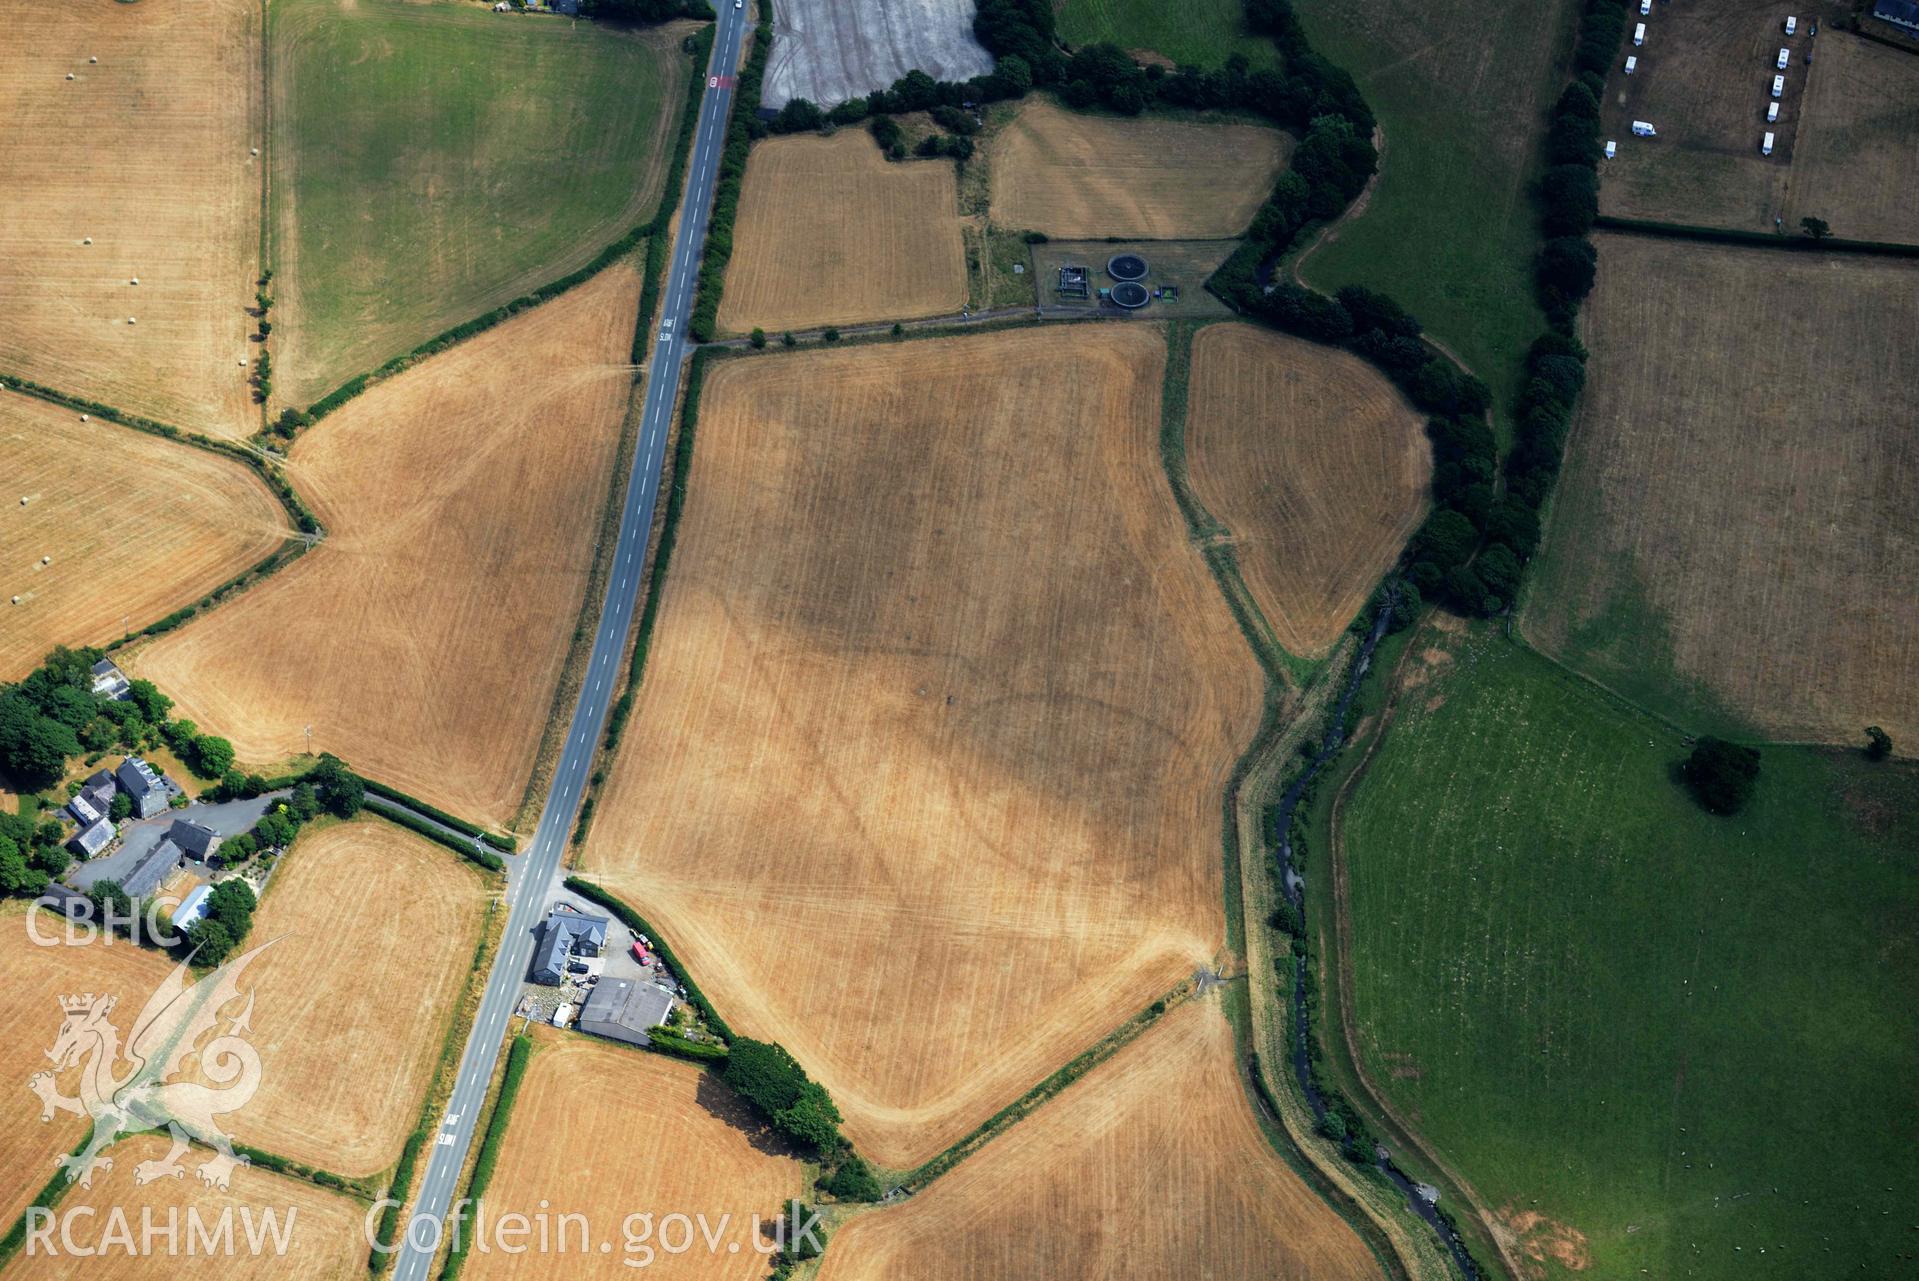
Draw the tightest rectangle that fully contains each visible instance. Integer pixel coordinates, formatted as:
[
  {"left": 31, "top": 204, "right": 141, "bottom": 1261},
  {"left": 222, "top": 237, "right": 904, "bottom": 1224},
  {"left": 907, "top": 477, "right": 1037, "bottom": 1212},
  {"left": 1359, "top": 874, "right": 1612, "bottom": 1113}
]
[{"left": 387, "top": 12, "right": 750, "bottom": 1278}]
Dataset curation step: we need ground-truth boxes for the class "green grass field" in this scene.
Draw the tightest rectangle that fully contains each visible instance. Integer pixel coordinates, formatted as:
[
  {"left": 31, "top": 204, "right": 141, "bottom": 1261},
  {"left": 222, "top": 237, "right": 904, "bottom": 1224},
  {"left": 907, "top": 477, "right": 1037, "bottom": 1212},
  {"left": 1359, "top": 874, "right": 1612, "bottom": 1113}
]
[
  {"left": 269, "top": 0, "right": 690, "bottom": 407},
  {"left": 1056, "top": 0, "right": 1277, "bottom": 69},
  {"left": 1291, "top": 0, "right": 1579, "bottom": 424},
  {"left": 1339, "top": 627, "right": 1919, "bottom": 1279}
]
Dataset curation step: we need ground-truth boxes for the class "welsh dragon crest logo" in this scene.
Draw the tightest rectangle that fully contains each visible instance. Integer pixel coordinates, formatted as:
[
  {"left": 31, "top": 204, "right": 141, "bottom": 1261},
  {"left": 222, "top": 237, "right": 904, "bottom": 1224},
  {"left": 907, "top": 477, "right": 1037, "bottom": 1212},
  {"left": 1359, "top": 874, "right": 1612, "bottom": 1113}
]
[{"left": 29, "top": 941, "right": 275, "bottom": 1191}]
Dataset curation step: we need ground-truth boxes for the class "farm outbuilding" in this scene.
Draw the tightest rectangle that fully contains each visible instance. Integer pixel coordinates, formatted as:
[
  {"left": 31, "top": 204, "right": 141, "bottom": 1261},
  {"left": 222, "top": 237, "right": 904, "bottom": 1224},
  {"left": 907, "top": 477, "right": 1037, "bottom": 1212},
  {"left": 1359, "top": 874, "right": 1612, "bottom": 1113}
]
[{"left": 576, "top": 977, "right": 675, "bottom": 1047}]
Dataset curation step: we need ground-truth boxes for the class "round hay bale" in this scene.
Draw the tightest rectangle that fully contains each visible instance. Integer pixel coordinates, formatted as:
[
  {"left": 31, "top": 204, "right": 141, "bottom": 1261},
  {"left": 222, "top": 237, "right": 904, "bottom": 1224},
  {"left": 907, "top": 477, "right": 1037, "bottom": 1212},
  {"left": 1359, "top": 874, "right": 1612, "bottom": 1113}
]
[
  {"left": 41, "top": 556, "right": 50, "bottom": 565},
  {"left": 82, "top": 237, "right": 92, "bottom": 245},
  {"left": 250, "top": 147, "right": 260, "bottom": 156},
  {"left": 127, "top": 316, "right": 136, "bottom": 324},
  {"left": 130, "top": 277, "right": 139, "bottom": 286},
  {"left": 79, "top": 414, "right": 88, "bottom": 422},
  {"left": 10, "top": 597, "right": 20, "bottom": 606},
  {"left": 89, "top": 56, "right": 98, "bottom": 64},
  {"left": 65, "top": 73, "right": 75, "bottom": 81}
]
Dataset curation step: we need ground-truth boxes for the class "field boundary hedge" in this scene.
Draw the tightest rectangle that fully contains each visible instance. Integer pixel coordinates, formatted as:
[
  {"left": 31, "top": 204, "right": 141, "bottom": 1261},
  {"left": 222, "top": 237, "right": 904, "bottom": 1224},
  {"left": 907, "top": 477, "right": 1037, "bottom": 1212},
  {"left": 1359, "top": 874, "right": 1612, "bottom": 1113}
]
[
  {"left": 434, "top": 1033, "right": 533, "bottom": 1281},
  {"left": 1592, "top": 214, "right": 1919, "bottom": 257},
  {"left": 897, "top": 982, "right": 1190, "bottom": 1191},
  {"left": 0, "top": 374, "right": 324, "bottom": 652},
  {"left": 561, "top": 876, "right": 733, "bottom": 1039},
  {"left": 363, "top": 778, "right": 516, "bottom": 851},
  {"left": 364, "top": 798, "right": 505, "bottom": 873},
  {"left": 297, "top": 27, "right": 716, "bottom": 430}
]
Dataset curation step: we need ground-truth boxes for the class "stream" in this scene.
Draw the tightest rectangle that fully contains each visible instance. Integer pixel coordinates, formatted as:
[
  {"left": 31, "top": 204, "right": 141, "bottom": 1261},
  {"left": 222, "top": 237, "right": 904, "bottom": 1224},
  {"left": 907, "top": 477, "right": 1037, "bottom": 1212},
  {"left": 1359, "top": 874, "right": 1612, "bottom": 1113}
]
[{"left": 1270, "top": 598, "right": 1484, "bottom": 1280}]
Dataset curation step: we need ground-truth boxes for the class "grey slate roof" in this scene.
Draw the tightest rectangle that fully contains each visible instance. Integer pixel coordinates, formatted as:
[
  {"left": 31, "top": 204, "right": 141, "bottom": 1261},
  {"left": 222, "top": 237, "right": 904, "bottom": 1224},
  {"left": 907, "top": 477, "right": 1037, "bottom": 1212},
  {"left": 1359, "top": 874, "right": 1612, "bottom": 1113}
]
[
  {"left": 119, "top": 837, "right": 183, "bottom": 900},
  {"left": 166, "top": 820, "right": 221, "bottom": 860},
  {"left": 577, "top": 977, "right": 675, "bottom": 1046},
  {"left": 530, "top": 910, "right": 610, "bottom": 985},
  {"left": 78, "top": 771, "right": 116, "bottom": 812},
  {"left": 68, "top": 818, "right": 114, "bottom": 859}
]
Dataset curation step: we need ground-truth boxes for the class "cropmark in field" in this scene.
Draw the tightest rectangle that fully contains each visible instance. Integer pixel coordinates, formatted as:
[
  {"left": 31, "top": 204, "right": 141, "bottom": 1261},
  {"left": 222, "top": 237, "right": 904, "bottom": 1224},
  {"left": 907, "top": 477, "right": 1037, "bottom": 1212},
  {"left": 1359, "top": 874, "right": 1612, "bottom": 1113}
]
[
  {"left": 988, "top": 99, "right": 1290, "bottom": 239},
  {"left": 715, "top": 131, "right": 967, "bottom": 335},
  {"left": 269, "top": 0, "right": 688, "bottom": 408},
  {"left": 582, "top": 326, "right": 1264, "bottom": 1168},
  {"left": 460, "top": 1025, "right": 804, "bottom": 1281},
  {"left": 0, "top": 0, "right": 261, "bottom": 438},
  {"left": 817, "top": 1001, "right": 1382, "bottom": 1281},
  {"left": 1524, "top": 233, "right": 1919, "bottom": 747},
  {"left": 204, "top": 818, "right": 494, "bottom": 1178},
  {"left": 132, "top": 266, "right": 643, "bottom": 826},
  {"left": 1186, "top": 323, "right": 1430, "bottom": 658},
  {"left": 0, "top": 395, "right": 289, "bottom": 680},
  {"left": 762, "top": 0, "right": 995, "bottom": 110}
]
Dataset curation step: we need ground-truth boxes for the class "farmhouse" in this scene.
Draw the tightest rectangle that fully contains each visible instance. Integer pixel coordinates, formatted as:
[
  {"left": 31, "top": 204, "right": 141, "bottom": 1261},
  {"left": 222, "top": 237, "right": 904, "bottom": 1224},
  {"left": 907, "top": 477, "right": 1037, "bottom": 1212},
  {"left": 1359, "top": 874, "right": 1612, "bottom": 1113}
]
[
  {"left": 530, "top": 908, "right": 609, "bottom": 985},
  {"left": 115, "top": 756, "right": 171, "bottom": 819},
  {"left": 576, "top": 976, "right": 674, "bottom": 1047},
  {"left": 77, "top": 769, "right": 116, "bottom": 816},
  {"left": 89, "top": 658, "right": 130, "bottom": 700},
  {"left": 1871, "top": 0, "right": 1919, "bottom": 31}
]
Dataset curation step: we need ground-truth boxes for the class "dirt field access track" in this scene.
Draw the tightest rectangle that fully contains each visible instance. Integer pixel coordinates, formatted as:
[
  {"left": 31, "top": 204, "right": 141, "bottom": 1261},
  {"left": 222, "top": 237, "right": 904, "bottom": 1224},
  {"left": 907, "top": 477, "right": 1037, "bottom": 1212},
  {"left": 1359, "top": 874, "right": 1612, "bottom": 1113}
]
[
  {"left": 0, "top": 0, "right": 261, "bottom": 438},
  {"left": 1524, "top": 234, "right": 1919, "bottom": 747},
  {"left": 133, "top": 267, "right": 642, "bottom": 826},
  {"left": 0, "top": 395, "right": 289, "bottom": 680},
  {"left": 716, "top": 132, "right": 966, "bottom": 335},
  {"left": 582, "top": 326, "right": 1263, "bottom": 1169},
  {"left": 817, "top": 1000, "right": 1381, "bottom": 1281},
  {"left": 989, "top": 100, "right": 1290, "bottom": 240},
  {"left": 462, "top": 1025, "right": 804, "bottom": 1281},
  {"left": 210, "top": 818, "right": 494, "bottom": 1178},
  {"left": 1186, "top": 324, "right": 1430, "bottom": 658}
]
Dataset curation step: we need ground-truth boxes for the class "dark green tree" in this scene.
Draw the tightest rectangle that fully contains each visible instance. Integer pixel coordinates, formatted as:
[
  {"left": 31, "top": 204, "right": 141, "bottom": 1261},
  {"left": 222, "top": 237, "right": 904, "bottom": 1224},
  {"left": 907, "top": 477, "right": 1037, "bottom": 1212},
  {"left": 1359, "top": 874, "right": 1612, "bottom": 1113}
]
[
  {"left": 1679, "top": 737, "right": 1761, "bottom": 816},
  {"left": 1865, "top": 726, "right": 1892, "bottom": 761},
  {"left": 1799, "top": 216, "right": 1830, "bottom": 240}
]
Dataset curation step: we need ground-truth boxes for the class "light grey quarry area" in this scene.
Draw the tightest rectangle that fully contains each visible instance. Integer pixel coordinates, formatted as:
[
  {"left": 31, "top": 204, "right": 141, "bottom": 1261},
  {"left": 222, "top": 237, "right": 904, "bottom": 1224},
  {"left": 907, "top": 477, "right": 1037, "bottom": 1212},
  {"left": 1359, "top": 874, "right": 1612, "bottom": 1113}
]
[{"left": 762, "top": 0, "right": 997, "bottom": 110}]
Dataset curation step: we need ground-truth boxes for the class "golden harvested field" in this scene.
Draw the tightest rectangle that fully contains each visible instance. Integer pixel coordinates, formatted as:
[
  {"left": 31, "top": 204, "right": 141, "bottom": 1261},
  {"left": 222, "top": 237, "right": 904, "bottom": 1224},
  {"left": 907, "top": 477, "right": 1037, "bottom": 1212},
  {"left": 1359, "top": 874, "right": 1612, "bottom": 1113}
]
[
  {"left": 817, "top": 1000, "right": 1382, "bottom": 1281},
  {"left": 463, "top": 1025, "right": 804, "bottom": 1280},
  {"left": 0, "top": 0, "right": 261, "bottom": 438},
  {"left": 2, "top": 1134, "right": 367, "bottom": 1280},
  {"left": 133, "top": 266, "right": 641, "bottom": 825},
  {"left": 1783, "top": 34, "right": 1919, "bottom": 245},
  {"left": 1524, "top": 234, "right": 1919, "bottom": 747},
  {"left": 989, "top": 99, "right": 1289, "bottom": 239},
  {"left": 0, "top": 910, "right": 177, "bottom": 1233},
  {"left": 1186, "top": 324, "right": 1430, "bottom": 657},
  {"left": 0, "top": 395, "right": 289, "bottom": 679},
  {"left": 715, "top": 132, "right": 966, "bottom": 334},
  {"left": 214, "top": 818, "right": 493, "bottom": 1177},
  {"left": 582, "top": 327, "right": 1263, "bottom": 1169}
]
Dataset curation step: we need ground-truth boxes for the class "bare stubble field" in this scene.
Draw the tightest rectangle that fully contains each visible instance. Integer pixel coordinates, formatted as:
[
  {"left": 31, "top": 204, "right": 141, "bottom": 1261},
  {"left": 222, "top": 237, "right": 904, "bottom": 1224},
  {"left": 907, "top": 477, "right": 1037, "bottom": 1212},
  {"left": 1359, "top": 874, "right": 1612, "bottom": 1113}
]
[
  {"left": 0, "top": 911, "right": 177, "bottom": 1232},
  {"left": 213, "top": 819, "right": 494, "bottom": 1178},
  {"left": 1523, "top": 234, "right": 1919, "bottom": 747},
  {"left": 0, "top": 395, "right": 289, "bottom": 679},
  {"left": 715, "top": 132, "right": 966, "bottom": 335},
  {"left": 817, "top": 1000, "right": 1383, "bottom": 1280},
  {"left": 989, "top": 99, "right": 1290, "bottom": 239},
  {"left": 0, "top": 0, "right": 260, "bottom": 438},
  {"left": 581, "top": 326, "right": 1264, "bottom": 1168},
  {"left": 1782, "top": 33, "right": 1919, "bottom": 245},
  {"left": 462, "top": 1026, "right": 804, "bottom": 1281},
  {"left": 3, "top": 1134, "right": 368, "bottom": 1280},
  {"left": 1185, "top": 324, "right": 1430, "bottom": 658},
  {"left": 133, "top": 267, "right": 642, "bottom": 826}
]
